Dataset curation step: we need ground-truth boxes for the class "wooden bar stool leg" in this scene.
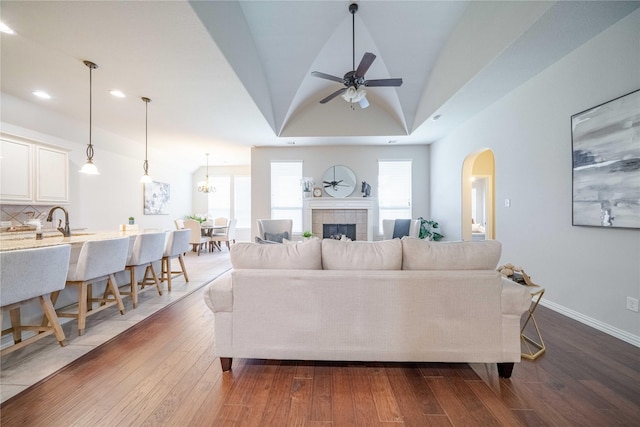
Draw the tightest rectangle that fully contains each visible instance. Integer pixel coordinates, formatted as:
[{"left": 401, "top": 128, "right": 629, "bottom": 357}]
[
  {"left": 178, "top": 254, "right": 189, "bottom": 283},
  {"left": 39, "top": 295, "right": 67, "bottom": 347},
  {"left": 130, "top": 268, "right": 139, "bottom": 308},
  {"left": 107, "top": 274, "right": 125, "bottom": 315},
  {"left": 77, "top": 282, "right": 88, "bottom": 336},
  {"left": 9, "top": 307, "right": 22, "bottom": 344},
  {"left": 164, "top": 258, "right": 172, "bottom": 291}
]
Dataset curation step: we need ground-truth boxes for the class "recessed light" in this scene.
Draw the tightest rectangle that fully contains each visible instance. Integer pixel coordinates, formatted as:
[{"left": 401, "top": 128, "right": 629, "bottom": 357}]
[
  {"left": 109, "top": 90, "right": 126, "bottom": 98},
  {"left": 32, "top": 90, "right": 51, "bottom": 99},
  {"left": 0, "top": 22, "right": 16, "bottom": 35},
  {"left": 432, "top": 114, "right": 441, "bottom": 121}
]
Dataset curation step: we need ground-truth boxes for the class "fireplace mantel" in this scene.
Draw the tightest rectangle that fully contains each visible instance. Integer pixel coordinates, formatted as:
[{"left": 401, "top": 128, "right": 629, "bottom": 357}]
[{"left": 303, "top": 198, "right": 375, "bottom": 241}]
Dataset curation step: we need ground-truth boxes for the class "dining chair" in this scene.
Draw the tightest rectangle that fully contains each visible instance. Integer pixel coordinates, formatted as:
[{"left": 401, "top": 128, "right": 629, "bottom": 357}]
[
  {"left": 209, "top": 217, "right": 228, "bottom": 251},
  {"left": 184, "top": 219, "right": 208, "bottom": 255},
  {"left": 210, "top": 218, "right": 237, "bottom": 251},
  {"left": 382, "top": 219, "right": 421, "bottom": 240},
  {"left": 214, "top": 217, "right": 228, "bottom": 227},
  {"left": 1, "top": 245, "right": 71, "bottom": 355},
  {"left": 56, "top": 237, "right": 129, "bottom": 336},
  {"left": 257, "top": 219, "right": 293, "bottom": 242},
  {"left": 161, "top": 229, "right": 191, "bottom": 291},
  {"left": 174, "top": 219, "right": 185, "bottom": 230},
  {"left": 122, "top": 232, "right": 166, "bottom": 308}
]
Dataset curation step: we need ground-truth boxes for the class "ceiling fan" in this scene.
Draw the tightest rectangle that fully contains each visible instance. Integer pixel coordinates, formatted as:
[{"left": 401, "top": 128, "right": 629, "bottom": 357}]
[{"left": 311, "top": 3, "right": 403, "bottom": 109}]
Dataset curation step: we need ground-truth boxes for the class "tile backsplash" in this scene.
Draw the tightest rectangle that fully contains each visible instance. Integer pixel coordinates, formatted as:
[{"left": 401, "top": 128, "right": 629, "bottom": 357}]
[{"left": 0, "top": 204, "right": 56, "bottom": 229}]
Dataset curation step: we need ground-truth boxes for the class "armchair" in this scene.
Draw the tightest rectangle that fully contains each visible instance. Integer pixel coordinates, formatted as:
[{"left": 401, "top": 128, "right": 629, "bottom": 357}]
[{"left": 257, "top": 219, "right": 293, "bottom": 243}]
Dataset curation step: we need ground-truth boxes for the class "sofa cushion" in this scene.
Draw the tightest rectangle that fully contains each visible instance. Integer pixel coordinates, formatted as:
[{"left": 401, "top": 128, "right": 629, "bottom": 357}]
[
  {"left": 321, "top": 238, "right": 402, "bottom": 270},
  {"left": 401, "top": 238, "right": 501, "bottom": 270},
  {"left": 230, "top": 238, "right": 321, "bottom": 269}
]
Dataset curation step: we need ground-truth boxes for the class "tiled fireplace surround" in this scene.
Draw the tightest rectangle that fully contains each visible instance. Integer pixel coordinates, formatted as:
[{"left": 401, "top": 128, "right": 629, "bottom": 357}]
[{"left": 304, "top": 198, "right": 374, "bottom": 241}]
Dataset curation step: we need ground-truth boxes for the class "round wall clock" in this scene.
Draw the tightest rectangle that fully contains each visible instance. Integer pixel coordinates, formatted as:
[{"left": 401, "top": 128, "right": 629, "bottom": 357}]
[{"left": 322, "top": 165, "right": 356, "bottom": 198}]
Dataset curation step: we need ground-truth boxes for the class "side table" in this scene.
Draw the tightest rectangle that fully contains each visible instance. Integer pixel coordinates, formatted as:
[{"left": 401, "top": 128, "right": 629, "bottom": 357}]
[{"left": 521, "top": 285, "right": 546, "bottom": 360}]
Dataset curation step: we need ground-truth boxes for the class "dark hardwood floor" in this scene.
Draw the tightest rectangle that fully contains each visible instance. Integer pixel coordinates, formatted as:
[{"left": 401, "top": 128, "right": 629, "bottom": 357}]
[{"left": 1, "top": 286, "right": 639, "bottom": 426}]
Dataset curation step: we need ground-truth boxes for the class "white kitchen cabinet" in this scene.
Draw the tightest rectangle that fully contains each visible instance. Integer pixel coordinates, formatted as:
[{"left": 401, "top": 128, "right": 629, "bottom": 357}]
[
  {"left": 35, "top": 145, "right": 68, "bottom": 202},
  {"left": 0, "top": 134, "right": 69, "bottom": 204},
  {"left": 0, "top": 138, "right": 33, "bottom": 202}
]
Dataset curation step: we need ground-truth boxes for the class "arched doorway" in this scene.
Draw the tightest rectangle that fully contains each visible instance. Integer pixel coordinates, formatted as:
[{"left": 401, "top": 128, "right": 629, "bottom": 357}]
[{"left": 461, "top": 149, "right": 495, "bottom": 241}]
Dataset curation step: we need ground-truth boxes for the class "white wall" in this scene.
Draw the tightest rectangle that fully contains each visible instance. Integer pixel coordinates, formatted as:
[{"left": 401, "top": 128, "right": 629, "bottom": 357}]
[
  {"left": 1, "top": 94, "right": 193, "bottom": 231},
  {"left": 251, "top": 145, "right": 430, "bottom": 240},
  {"left": 430, "top": 10, "right": 640, "bottom": 344}
]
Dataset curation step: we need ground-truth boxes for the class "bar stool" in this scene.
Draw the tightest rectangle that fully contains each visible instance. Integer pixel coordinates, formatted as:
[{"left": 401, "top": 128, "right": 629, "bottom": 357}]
[
  {"left": 55, "top": 237, "right": 129, "bottom": 336},
  {"left": 122, "top": 232, "right": 166, "bottom": 308},
  {"left": 1, "top": 245, "right": 71, "bottom": 355},
  {"left": 161, "top": 229, "right": 191, "bottom": 291}
]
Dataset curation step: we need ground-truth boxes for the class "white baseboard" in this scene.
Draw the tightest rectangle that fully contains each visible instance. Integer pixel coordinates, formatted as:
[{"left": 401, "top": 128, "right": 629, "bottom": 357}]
[{"left": 540, "top": 299, "right": 640, "bottom": 348}]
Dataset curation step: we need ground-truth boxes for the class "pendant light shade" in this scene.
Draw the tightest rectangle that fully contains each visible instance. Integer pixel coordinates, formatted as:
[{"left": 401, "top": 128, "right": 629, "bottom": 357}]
[
  {"left": 197, "top": 153, "right": 216, "bottom": 193},
  {"left": 140, "top": 97, "right": 152, "bottom": 183},
  {"left": 79, "top": 60, "right": 100, "bottom": 175}
]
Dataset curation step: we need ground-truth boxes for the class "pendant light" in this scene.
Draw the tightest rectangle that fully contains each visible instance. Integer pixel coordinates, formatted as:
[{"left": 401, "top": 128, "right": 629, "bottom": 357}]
[
  {"left": 140, "top": 97, "right": 152, "bottom": 183},
  {"left": 79, "top": 60, "right": 100, "bottom": 175},
  {"left": 197, "top": 153, "right": 216, "bottom": 193}
]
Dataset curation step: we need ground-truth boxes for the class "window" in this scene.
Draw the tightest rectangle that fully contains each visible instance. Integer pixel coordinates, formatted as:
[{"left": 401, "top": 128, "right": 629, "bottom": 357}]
[
  {"left": 207, "top": 177, "right": 231, "bottom": 220},
  {"left": 271, "top": 161, "right": 303, "bottom": 233},
  {"left": 234, "top": 176, "right": 251, "bottom": 228},
  {"left": 207, "top": 175, "right": 251, "bottom": 228},
  {"left": 378, "top": 160, "right": 412, "bottom": 230}
]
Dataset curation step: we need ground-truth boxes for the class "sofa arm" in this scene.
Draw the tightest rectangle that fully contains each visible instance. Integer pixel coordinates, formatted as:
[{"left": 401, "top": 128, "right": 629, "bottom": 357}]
[
  {"left": 501, "top": 277, "right": 532, "bottom": 316},
  {"left": 203, "top": 271, "right": 233, "bottom": 313}
]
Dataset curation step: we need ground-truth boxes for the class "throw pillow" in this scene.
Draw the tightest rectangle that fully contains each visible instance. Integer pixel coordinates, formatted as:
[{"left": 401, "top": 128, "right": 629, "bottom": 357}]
[
  {"left": 264, "top": 231, "right": 289, "bottom": 243},
  {"left": 255, "top": 236, "right": 279, "bottom": 244},
  {"left": 392, "top": 219, "right": 411, "bottom": 238}
]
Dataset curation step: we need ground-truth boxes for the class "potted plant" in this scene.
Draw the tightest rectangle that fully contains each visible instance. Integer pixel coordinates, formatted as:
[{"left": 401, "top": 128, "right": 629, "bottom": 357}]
[
  {"left": 128, "top": 216, "right": 135, "bottom": 225},
  {"left": 417, "top": 217, "right": 443, "bottom": 241},
  {"left": 303, "top": 230, "right": 313, "bottom": 239}
]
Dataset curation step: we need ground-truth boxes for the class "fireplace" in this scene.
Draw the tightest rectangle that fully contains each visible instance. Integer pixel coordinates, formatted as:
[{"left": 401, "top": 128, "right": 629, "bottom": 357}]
[
  {"left": 323, "top": 223, "right": 357, "bottom": 240},
  {"left": 303, "top": 198, "right": 374, "bottom": 241}
]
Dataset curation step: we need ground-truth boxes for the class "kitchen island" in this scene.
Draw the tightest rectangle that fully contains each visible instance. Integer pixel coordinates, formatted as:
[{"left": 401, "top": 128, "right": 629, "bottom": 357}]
[{"left": 0, "top": 229, "right": 146, "bottom": 252}]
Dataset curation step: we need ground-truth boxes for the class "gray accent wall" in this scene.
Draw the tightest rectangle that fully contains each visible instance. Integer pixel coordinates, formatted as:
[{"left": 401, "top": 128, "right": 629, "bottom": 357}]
[{"left": 430, "top": 10, "right": 640, "bottom": 345}]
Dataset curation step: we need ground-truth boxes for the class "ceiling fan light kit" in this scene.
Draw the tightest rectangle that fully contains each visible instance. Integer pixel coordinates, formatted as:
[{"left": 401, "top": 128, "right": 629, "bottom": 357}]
[{"left": 311, "top": 3, "right": 403, "bottom": 109}]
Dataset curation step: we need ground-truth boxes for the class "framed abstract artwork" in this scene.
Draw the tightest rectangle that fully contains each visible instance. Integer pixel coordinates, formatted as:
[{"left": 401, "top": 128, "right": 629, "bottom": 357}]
[
  {"left": 143, "top": 181, "right": 171, "bottom": 215},
  {"left": 571, "top": 89, "right": 639, "bottom": 229}
]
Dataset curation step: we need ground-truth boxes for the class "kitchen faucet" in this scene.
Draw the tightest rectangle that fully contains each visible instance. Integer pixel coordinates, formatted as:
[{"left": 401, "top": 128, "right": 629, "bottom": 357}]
[{"left": 46, "top": 206, "right": 71, "bottom": 237}]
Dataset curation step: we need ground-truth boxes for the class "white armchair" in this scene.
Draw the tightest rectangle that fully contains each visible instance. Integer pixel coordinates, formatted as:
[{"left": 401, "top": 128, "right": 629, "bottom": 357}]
[
  {"left": 382, "top": 219, "right": 421, "bottom": 240},
  {"left": 257, "top": 219, "right": 293, "bottom": 243}
]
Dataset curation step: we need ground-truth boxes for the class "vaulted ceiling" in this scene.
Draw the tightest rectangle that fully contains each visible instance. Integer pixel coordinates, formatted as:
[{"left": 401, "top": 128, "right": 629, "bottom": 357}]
[{"left": 1, "top": 1, "right": 637, "bottom": 169}]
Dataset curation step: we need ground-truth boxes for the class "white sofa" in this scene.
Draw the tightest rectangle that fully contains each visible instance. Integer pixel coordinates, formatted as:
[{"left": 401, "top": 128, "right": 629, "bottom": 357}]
[{"left": 204, "top": 237, "right": 532, "bottom": 377}]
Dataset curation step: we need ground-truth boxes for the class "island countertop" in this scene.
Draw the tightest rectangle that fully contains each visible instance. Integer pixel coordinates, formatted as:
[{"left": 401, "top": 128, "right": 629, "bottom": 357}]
[{"left": 0, "top": 230, "right": 148, "bottom": 252}]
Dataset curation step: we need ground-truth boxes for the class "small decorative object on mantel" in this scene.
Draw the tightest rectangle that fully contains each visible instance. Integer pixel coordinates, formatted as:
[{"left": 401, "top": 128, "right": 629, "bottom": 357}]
[
  {"left": 313, "top": 187, "right": 323, "bottom": 197},
  {"left": 300, "top": 177, "right": 314, "bottom": 198},
  {"left": 417, "top": 217, "right": 444, "bottom": 241},
  {"left": 361, "top": 181, "right": 371, "bottom": 197},
  {"left": 497, "top": 263, "right": 535, "bottom": 286},
  {"left": 128, "top": 216, "right": 135, "bottom": 225}
]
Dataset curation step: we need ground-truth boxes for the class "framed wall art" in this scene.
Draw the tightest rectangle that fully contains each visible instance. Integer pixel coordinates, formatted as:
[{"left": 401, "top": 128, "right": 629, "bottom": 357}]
[
  {"left": 143, "top": 181, "right": 171, "bottom": 215},
  {"left": 571, "top": 89, "right": 639, "bottom": 229}
]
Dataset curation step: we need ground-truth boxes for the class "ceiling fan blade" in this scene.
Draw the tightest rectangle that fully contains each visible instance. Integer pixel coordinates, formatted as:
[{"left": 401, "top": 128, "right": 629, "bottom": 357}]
[
  {"left": 364, "top": 78, "right": 403, "bottom": 87},
  {"left": 311, "top": 71, "right": 344, "bottom": 83},
  {"left": 319, "top": 88, "right": 347, "bottom": 104},
  {"left": 355, "top": 52, "right": 376, "bottom": 78}
]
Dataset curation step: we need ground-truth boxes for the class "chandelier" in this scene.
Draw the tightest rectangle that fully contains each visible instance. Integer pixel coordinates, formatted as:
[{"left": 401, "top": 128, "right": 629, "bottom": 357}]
[{"left": 197, "top": 153, "right": 216, "bottom": 193}]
